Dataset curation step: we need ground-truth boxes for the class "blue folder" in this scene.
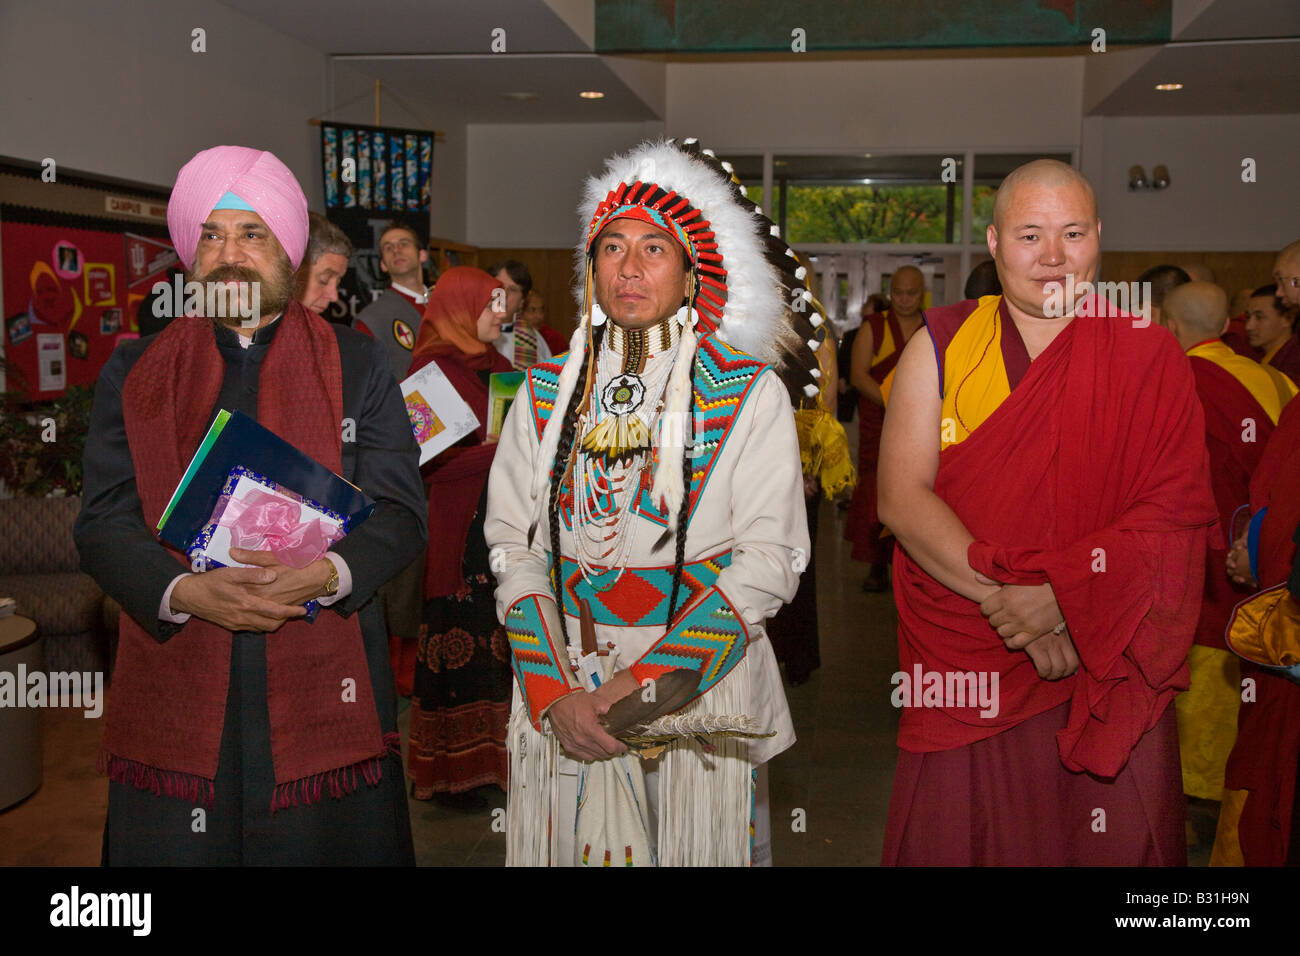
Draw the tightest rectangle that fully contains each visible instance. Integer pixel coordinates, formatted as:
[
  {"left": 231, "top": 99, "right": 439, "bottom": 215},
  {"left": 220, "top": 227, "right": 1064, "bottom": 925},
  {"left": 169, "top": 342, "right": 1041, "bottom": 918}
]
[{"left": 156, "top": 409, "right": 375, "bottom": 620}]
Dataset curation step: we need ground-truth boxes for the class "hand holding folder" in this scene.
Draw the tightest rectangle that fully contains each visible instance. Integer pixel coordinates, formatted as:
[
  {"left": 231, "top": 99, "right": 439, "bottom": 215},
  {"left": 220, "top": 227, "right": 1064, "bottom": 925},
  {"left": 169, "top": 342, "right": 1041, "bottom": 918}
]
[{"left": 158, "top": 410, "right": 375, "bottom": 623}]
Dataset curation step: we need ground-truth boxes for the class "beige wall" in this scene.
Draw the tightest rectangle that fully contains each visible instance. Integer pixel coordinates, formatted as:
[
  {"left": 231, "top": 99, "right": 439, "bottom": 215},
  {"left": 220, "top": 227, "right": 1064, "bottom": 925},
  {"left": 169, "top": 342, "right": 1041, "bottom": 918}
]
[
  {"left": 465, "top": 120, "right": 665, "bottom": 248},
  {"left": 1082, "top": 114, "right": 1300, "bottom": 253},
  {"left": 0, "top": 0, "right": 328, "bottom": 200},
  {"left": 664, "top": 56, "right": 1086, "bottom": 152}
]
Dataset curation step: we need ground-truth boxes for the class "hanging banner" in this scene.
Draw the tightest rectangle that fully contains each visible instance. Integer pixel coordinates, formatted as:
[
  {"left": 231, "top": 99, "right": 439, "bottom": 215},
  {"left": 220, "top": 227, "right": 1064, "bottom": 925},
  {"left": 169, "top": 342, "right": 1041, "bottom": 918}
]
[{"left": 320, "top": 121, "right": 434, "bottom": 214}]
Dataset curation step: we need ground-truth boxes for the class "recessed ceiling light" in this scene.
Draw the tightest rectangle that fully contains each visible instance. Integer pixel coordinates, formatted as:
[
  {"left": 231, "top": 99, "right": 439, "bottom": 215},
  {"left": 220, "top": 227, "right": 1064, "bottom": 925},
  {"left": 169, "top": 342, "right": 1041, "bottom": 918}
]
[
  {"left": 862, "top": 153, "right": 873, "bottom": 158},
  {"left": 1155, "top": 83, "right": 1183, "bottom": 91},
  {"left": 503, "top": 91, "right": 539, "bottom": 101},
  {"left": 579, "top": 90, "right": 605, "bottom": 99}
]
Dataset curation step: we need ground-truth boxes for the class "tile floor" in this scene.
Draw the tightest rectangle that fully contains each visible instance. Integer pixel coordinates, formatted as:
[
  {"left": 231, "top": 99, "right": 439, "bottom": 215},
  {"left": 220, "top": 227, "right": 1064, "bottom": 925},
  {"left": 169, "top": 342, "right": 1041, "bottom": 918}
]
[{"left": 0, "top": 499, "right": 1215, "bottom": 866}]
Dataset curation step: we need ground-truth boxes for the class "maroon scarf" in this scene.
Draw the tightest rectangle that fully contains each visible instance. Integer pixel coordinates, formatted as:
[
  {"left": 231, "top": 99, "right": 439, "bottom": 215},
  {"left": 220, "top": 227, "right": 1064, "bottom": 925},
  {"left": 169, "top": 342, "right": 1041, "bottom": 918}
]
[{"left": 103, "top": 304, "right": 395, "bottom": 809}]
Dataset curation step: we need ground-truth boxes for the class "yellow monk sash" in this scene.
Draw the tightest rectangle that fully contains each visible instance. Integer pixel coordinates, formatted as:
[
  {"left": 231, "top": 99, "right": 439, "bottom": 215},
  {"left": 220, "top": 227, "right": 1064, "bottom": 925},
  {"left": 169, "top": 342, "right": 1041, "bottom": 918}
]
[
  {"left": 871, "top": 317, "right": 897, "bottom": 371},
  {"left": 938, "top": 295, "right": 1009, "bottom": 450},
  {"left": 1186, "top": 339, "right": 1297, "bottom": 425}
]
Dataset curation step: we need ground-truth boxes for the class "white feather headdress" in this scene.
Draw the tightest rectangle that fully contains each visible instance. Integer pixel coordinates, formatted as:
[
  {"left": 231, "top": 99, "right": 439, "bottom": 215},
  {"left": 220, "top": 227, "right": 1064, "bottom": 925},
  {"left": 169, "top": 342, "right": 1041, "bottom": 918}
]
[{"left": 530, "top": 139, "right": 824, "bottom": 531}]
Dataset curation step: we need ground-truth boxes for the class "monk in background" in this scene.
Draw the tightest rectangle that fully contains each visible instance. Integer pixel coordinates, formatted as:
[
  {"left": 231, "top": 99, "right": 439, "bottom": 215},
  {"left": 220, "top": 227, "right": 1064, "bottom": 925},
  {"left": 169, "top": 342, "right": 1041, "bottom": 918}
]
[
  {"left": 846, "top": 266, "right": 926, "bottom": 592},
  {"left": 1136, "top": 264, "right": 1189, "bottom": 330},
  {"left": 1162, "top": 282, "right": 1294, "bottom": 830},
  {"left": 1247, "top": 249, "right": 1300, "bottom": 383},
  {"left": 879, "top": 160, "right": 1217, "bottom": 866},
  {"left": 1217, "top": 237, "right": 1300, "bottom": 866},
  {"left": 1245, "top": 284, "right": 1300, "bottom": 385}
]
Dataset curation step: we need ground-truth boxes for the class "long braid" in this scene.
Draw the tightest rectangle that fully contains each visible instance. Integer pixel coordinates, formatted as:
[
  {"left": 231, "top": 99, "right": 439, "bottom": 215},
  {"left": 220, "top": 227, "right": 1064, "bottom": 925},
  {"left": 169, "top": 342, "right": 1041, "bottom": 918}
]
[
  {"left": 548, "top": 321, "right": 604, "bottom": 646},
  {"left": 665, "top": 351, "right": 696, "bottom": 628}
]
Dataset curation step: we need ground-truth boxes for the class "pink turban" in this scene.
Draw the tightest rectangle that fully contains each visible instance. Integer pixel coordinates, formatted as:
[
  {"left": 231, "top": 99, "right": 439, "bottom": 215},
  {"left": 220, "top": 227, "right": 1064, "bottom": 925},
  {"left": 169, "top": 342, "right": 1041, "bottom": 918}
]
[{"left": 166, "top": 145, "right": 309, "bottom": 271}]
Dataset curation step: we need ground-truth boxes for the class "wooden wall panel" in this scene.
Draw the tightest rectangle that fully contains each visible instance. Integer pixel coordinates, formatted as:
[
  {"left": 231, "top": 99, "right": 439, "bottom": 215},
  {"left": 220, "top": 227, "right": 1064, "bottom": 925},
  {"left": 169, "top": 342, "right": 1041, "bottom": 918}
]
[
  {"left": 476, "top": 247, "right": 581, "bottom": 342},
  {"left": 1102, "top": 250, "right": 1278, "bottom": 301}
]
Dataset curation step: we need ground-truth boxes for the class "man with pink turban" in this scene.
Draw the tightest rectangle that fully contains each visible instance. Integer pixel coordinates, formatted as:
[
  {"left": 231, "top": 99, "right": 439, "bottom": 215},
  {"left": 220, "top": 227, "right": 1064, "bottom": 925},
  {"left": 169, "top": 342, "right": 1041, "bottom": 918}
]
[{"left": 75, "top": 146, "right": 427, "bottom": 865}]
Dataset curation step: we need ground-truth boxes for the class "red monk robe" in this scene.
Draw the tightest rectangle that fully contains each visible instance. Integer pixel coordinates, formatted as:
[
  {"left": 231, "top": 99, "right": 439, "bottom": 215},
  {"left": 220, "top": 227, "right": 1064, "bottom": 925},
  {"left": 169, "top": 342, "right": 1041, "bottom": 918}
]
[
  {"left": 1178, "top": 341, "right": 1293, "bottom": 801},
  {"left": 1218, "top": 398, "right": 1300, "bottom": 865},
  {"left": 1222, "top": 313, "right": 1255, "bottom": 358},
  {"left": 1264, "top": 334, "right": 1300, "bottom": 388},
  {"left": 845, "top": 309, "right": 909, "bottom": 564},
  {"left": 882, "top": 295, "right": 1218, "bottom": 866}
]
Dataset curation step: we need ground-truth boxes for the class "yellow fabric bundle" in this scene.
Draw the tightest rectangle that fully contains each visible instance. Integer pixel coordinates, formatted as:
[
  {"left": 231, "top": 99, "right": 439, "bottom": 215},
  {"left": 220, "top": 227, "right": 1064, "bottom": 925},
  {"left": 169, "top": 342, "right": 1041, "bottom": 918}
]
[{"left": 794, "top": 405, "right": 856, "bottom": 501}]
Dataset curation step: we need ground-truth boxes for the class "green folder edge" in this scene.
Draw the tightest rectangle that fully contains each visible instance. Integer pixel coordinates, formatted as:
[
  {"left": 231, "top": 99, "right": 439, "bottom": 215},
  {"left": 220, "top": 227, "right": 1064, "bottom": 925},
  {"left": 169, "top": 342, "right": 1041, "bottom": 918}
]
[
  {"left": 156, "top": 409, "right": 231, "bottom": 533},
  {"left": 488, "top": 371, "right": 525, "bottom": 438}
]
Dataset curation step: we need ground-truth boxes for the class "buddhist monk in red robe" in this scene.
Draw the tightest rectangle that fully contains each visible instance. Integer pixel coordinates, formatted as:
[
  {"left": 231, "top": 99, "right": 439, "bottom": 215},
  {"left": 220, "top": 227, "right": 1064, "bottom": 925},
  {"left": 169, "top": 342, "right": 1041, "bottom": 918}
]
[
  {"left": 1217, "top": 245, "right": 1300, "bottom": 864},
  {"left": 1161, "top": 282, "right": 1294, "bottom": 808},
  {"left": 846, "top": 266, "right": 926, "bottom": 591},
  {"left": 878, "top": 160, "right": 1218, "bottom": 866},
  {"left": 1245, "top": 276, "right": 1300, "bottom": 385}
]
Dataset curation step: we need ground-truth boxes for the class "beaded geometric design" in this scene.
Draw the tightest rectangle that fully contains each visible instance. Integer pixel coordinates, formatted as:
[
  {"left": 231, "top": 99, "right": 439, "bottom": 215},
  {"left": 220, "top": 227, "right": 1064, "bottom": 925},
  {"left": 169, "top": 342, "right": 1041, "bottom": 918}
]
[
  {"left": 504, "top": 594, "right": 572, "bottom": 729},
  {"left": 559, "top": 551, "right": 733, "bottom": 627},
  {"left": 526, "top": 334, "right": 768, "bottom": 528},
  {"left": 629, "top": 587, "right": 749, "bottom": 703}
]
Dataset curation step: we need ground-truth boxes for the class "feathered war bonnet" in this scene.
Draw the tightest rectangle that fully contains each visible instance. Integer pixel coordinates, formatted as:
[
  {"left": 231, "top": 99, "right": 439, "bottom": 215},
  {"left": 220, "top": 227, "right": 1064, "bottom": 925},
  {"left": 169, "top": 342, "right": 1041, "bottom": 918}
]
[{"left": 529, "top": 138, "right": 826, "bottom": 533}]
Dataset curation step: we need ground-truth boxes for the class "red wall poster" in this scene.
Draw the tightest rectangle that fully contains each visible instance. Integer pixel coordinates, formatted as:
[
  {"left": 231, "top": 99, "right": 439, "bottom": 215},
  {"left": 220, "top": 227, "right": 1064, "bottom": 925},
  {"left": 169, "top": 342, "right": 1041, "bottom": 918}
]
[{"left": 2, "top": 217, "right": 176, "bottom": 401}]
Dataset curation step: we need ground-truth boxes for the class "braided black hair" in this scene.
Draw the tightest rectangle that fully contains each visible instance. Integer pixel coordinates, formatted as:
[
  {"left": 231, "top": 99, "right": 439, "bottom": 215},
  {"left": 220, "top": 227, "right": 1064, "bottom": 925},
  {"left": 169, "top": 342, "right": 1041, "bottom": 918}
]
[
  {"left": 547, "top": 320, "right": 605, "bottom": 646},
  {"left": 664, "top": 351, "right": 696, "bottom": 629}
]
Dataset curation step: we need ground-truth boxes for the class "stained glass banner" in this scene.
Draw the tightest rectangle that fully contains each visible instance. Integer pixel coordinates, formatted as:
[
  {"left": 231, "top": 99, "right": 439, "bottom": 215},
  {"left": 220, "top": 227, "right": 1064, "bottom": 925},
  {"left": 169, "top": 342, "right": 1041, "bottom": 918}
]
[{"left": 320, "top": 122, "right": 434, "bottom": 213}]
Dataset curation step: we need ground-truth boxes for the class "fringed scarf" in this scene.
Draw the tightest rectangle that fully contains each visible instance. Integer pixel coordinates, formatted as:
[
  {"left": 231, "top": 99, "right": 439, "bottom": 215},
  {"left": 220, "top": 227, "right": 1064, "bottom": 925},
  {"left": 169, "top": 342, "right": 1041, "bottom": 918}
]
[{"left": 102, "top": 303, "right": 398, "bottom": 809}]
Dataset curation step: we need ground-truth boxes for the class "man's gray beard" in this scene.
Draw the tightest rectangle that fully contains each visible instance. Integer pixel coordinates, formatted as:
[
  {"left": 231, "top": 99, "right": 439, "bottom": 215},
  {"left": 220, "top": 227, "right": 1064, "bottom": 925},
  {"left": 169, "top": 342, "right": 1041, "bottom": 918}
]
[{"left": 189, "top": 257, "right": 295, "bottom": 327}]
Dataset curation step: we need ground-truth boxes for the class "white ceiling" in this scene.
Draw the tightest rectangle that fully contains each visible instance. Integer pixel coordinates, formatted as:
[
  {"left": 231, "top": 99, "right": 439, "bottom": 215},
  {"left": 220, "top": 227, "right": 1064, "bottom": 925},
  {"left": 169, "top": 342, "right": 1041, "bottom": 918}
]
[
  {"left": 1089, "top": 38, "right": 1300, "bottom": 116},
  {"left": 220, "top": 0, "right": 1299, "bottom": 124},
  {"left": 1090, "top": 0, "right": 1300, "bottom": 116},
  {"left": 334, "top": 54, "right": 658, "bottom": 125},
  {"left": 218, "top": 0, "right": 592, "bottom": 54},
  {"left": 1175, "top": 0, "right": 1300, "bottom": 42},
  {"left": 220, "top": 0, "right": 659, "bottom": 124}
]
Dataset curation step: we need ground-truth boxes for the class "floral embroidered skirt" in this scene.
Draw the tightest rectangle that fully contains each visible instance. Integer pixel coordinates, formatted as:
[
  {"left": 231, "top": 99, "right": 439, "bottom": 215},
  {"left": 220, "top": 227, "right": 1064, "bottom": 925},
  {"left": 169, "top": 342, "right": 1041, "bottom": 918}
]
[{"left": 407, "top": 570, "right": 512, "bottom": 797}]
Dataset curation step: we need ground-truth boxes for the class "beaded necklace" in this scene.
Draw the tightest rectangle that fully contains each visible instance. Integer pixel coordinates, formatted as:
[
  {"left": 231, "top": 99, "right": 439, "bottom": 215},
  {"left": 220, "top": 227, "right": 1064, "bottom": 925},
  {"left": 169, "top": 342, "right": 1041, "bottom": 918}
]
[{"left": 570, "top": 316, "right": 681, "bottom": 586}]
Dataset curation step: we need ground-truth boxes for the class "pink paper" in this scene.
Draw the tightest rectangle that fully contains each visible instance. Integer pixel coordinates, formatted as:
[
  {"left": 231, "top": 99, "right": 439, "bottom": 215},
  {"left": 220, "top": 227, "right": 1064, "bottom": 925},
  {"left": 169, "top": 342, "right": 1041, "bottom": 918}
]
[{"left": 217, "top": 488, "right": 342, "bottom": 569}]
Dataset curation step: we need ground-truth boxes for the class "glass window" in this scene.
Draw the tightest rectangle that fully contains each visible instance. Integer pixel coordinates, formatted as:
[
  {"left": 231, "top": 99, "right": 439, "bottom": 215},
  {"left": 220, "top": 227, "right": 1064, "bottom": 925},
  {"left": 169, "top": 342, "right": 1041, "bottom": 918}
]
[
  {"left": 770, "top": 154, "right": 964, "bottom": 244},
  {"left": 971, "top": 153, "right": 1072, "bottom": 242}
]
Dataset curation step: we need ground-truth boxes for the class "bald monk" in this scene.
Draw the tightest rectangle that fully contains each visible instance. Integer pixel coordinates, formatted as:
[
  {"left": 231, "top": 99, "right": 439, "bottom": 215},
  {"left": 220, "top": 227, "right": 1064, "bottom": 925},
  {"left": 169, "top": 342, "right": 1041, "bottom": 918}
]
[
  {"left": 1162, "top": 282, "right": 1295, "bottom": 807},
  {"left": 846, "top": 265, "right": 926, "bottom": 591},
  {"left": 879, "top": 160, "right": 1218, "bottom": 866},
  {"left": 1246, "top": 278, "right": 1300, "bottom": 384},
  {"left": 1223, "top": 287, "right": 1256, "bottom": 358},
  {"left": 1274, "top": 239, "right": 1300, "bottom": 313},
  {"left": 1137, "top": 264, "right": 1190, "bottom": 330}
]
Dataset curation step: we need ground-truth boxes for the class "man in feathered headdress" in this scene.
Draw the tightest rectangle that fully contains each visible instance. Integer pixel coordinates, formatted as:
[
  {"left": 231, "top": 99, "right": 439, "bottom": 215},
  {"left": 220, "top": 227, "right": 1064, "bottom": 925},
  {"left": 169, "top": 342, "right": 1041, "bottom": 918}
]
[{"left": 485, "top": 139, "right": 821, "bottom": 866}]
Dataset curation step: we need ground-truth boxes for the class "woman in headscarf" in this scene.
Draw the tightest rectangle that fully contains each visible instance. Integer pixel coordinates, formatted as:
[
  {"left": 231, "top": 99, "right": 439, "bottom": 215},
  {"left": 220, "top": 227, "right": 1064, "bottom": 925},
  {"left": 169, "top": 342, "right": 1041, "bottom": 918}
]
[{"left": 406, "top": 266, "right": 516, "bottom": 809}]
